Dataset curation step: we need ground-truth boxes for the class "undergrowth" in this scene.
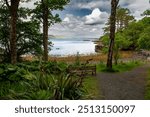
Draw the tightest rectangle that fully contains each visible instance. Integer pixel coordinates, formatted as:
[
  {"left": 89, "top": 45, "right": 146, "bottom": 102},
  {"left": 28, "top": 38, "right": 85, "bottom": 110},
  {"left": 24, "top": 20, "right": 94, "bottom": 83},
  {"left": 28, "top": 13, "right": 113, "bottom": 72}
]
[{"left": 0, "top": 61, "right": 85, "bottom": 100}]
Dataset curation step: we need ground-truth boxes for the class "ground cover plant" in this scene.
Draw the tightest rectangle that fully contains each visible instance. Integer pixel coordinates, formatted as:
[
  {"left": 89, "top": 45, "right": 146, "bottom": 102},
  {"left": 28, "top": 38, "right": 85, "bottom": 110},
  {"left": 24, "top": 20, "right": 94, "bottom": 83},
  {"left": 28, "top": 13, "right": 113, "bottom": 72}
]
[
  {"left": 0, "top": 61, "right": 98, "bottom": 100},
  {"left": 82, "top": 76, "right": 100, "bottom": 99}
]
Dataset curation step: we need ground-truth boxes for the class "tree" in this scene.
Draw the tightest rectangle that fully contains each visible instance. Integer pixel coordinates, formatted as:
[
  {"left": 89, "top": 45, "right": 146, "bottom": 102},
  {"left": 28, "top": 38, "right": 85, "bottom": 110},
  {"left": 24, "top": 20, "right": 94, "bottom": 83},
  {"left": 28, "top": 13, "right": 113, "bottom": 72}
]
[
  {"left": 102, "top": 10, "right": 150, "bottom": 57},
  {"left": 3, "top": 0, "right": 30, "bottom": 64},
  {"left": 113, "top": 33, "right": 130, "bottom": 64},
  {"left": 136, "top": 17, "right": 150, "bottom": 50},
  {"left": 141, "top": 9, "right": 150, "bottom": 16},
  {"left": 33, "top": 0, "right": 70, "bottom": 61},
  {"left": 0, "top": 3, "right": 42, "bottom": 62},
  {"left": 138, "top": 26, "right": 150, "bottom": 50},
  {"left": 106, "top": 0, "right": 119, "bottom": 69},
  {"left": 116, "top": 7, "right": 134, "bottom": 31},
  {"left": 103, "top": 7, "right": 134, "bottom": 34},
  {"left": 4, "top": 0, "right": 20, "bottom": 64},
  {"left": 101, "top": 32, "right": 131, "bottom": 65},
  {"left": 123, "top": 21, "right": 144, "bottom": 50}
]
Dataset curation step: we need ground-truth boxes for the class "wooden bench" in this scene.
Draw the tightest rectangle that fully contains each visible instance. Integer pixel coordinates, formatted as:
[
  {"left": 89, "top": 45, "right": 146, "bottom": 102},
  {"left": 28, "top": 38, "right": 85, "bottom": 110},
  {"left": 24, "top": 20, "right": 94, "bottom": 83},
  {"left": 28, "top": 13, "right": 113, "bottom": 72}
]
[{"left": 68, "top": 65, "right": 96, "bottom": 77}]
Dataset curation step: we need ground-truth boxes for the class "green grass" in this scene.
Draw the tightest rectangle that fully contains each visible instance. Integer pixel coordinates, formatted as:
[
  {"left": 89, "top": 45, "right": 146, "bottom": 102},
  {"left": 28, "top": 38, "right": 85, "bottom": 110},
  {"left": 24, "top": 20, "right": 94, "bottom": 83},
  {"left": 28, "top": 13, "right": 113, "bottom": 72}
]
[
  {"left": 82, "top": 76, "right": 101, "bottom": 99},
  {"left": 97, "top": 60, "right": 142, "bottom": 72},
  {"left": 145, "top": 70, "right": 150, "bottom": 99}
]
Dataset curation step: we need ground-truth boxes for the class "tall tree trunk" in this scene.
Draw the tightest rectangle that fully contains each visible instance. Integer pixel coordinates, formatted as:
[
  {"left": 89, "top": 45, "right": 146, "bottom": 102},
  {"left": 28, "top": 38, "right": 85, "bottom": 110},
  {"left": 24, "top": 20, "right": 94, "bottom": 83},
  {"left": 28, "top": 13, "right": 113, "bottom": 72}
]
[
  {"left": 42, "top": 0, "right": 49, "bottom": 61},
  {"left": 5, "top": 0, "right": 20, "bottom": 64},
  {"left": 106, "top": 0, "right": 119, "bottom": 69},
  {"left": 10, "top": 3, "right": 18, "bottom": 64}
]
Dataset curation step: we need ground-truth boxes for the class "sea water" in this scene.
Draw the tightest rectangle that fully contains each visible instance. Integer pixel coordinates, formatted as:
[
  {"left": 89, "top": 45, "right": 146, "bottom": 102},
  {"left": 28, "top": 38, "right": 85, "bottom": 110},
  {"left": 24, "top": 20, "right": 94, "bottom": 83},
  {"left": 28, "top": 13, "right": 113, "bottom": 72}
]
[{"left": 49, "top": 38, "right": 97, "bottom": 57}]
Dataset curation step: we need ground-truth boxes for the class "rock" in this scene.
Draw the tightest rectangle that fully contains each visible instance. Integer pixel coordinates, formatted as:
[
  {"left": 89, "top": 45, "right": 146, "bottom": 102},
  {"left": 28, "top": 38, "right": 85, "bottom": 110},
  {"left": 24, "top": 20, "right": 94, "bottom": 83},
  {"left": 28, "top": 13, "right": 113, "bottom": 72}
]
[
  {"left": 147, "top": 57, "right": 150, "bottom": 61},
  {"left": 139, "top": 49, "right": 150, "bottom": 57},
  {"left": 95, "top": 44, "right": 104, "bottom": 52}
]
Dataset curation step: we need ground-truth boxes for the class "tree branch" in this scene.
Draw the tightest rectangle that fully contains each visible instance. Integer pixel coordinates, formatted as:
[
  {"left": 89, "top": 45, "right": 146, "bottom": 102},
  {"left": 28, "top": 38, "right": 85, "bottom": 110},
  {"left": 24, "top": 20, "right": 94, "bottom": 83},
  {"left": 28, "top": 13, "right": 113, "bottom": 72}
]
[
  {"left": 116, "top": 0, "right": 120, "bottom": 6},
  {"left": 4, "top": 0, "right": 10, "bottom": 9}
]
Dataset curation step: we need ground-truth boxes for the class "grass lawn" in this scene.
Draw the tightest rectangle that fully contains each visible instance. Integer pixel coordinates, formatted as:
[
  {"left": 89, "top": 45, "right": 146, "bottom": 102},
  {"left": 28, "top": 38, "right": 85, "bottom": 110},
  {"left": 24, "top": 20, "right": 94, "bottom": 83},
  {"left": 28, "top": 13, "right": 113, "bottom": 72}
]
[
  {"left": 82, "top": 76, "right": 101, "bottom": 99},
  {"left": 96, "top": 60, "right": 143, "bottom": 72}
]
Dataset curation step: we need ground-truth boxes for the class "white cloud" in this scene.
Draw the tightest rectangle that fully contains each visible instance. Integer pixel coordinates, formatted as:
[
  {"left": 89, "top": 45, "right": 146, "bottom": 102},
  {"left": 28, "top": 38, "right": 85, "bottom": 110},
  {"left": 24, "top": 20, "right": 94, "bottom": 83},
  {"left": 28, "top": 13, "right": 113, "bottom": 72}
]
[
  {"left": 75, "top": 0, "right": 110, "bottom": 11},
  {"left": 91, "top": 28, "right": 98, "bottom": 32},
  {"left": 116, "top": 0, "right": 150, "bottom": 20},
  {"left": 63, "top": 17, "right": 70, "bottom": 23},
  {"left": 49, "top": 14, "right": 104, "bottom": 38},
  {"left": 19, "top": 0, "right": 150, "bottom": 38},
  {"left": 84, "top": 8, "right": 109, "bottom": 25},
  {"left": 20, "top": 0, "right": 38, "bottom": 9},
  {"left": 70, "top": 0, "right": 150, "bottom": 20}
]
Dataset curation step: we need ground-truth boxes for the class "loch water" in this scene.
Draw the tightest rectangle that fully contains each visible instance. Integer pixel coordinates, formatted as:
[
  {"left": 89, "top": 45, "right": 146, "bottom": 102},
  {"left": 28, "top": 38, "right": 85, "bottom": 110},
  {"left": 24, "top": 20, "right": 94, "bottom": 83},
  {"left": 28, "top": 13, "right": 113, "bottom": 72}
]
[{"left": 49, "top": 38, "right": 97, "bottom": 57}]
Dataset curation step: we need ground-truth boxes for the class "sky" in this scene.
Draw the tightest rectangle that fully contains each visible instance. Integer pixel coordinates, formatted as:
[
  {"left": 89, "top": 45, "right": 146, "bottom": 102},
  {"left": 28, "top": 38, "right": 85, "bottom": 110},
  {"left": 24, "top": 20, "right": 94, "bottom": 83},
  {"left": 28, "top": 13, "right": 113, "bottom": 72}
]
[{"left": 22, "top": 0, "right": 150, "bottom": 38}]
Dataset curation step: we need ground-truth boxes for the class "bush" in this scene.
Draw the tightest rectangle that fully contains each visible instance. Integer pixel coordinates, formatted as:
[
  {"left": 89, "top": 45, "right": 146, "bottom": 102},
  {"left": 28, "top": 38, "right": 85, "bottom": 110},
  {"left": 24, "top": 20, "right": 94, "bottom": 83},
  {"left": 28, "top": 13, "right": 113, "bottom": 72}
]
[
  {"left": 0, "top": 61, "right": 85, "bottom": 100},
  {"left": 52, "top": 73, "right": 84, "bottom": 100}
]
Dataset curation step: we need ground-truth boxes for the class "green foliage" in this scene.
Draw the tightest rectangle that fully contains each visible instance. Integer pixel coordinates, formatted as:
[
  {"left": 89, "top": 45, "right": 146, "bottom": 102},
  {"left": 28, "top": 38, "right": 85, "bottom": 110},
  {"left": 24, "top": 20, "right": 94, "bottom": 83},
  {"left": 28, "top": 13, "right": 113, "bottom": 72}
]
[
  {"left": 101, "top": 34, "right": 109, "bottom": 47},
  {"left": 103, "top": 7, "right": 134, "bottom": 34},
  {"left": 0, "top": 64, "right": 36, "bottom": 81},
  {"left": 32, "top": 0, "right": 70, "bottom": 28},
  {"left": 74, "top": 52, "right": 80, "bottom": 66},
  {"left": 142, "top": 9, "right": 150, "bottom": 16},
  {"left": 101, "top": 13, "right": 150, "bottom": 51},
  {"left": 115, "top": 33, "right": 131, "bottom": 49},
  {"left": 25, "top": 90, "right": 53, "bottom": 100},
  {"left": 0, "top": 61, "right": 85, "bottom": 100},
  {"left": 138, "top": 26, "right": 150, "bottom": 50},
  {"left": 97, "top": 61, "right": 142, "bottom": 72},
  {"left": 82, "top": 76, "right": 100, "bottom": 99},
  {"left": 31, "top": 0, "right": 70, "bottom": 61},
  {"left": 123, "top": 17, "right": 150, "bottom": 50},
  {"left": 101, "top": 32, "right": 131, "bottom": 64},
  {"left": 122, "top": 21, "right": 143, "bottom": 49},
  {"left": 116, "top": 6, "right": 134, "bottom": 30},
  {"left": 114, "top": 33, "right": 131, "bottom": 64},
  {"left": 101, "top": 32, "right": 131, "bottom": 50},
  {"left": 51, "top": 73, "right": 83, "bottom": 100},
  {"left": 39, "top": 61, "right": 69, "bottom": 74},
  {"left": 1, "top": 81, "right": 29, "bottom": 99},
  {"left": 100, "top": 35, "right": 109, "bottom": 54},
  {"left": 15, "top": 74, "right": 54, "bottom": 100},
  {"left": 31, "top": 3, "right": 61, "bottom": 26},
  {"left": 0, "top": 6, "right": 42, "bottom": 62}
]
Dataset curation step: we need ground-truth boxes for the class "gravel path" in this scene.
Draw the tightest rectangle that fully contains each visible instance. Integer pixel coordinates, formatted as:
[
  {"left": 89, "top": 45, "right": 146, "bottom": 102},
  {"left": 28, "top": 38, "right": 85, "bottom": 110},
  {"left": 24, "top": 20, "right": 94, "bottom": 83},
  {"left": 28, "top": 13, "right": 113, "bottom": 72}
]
[{"left": 96, "top": 64, "right": 150, "bottom": 100}]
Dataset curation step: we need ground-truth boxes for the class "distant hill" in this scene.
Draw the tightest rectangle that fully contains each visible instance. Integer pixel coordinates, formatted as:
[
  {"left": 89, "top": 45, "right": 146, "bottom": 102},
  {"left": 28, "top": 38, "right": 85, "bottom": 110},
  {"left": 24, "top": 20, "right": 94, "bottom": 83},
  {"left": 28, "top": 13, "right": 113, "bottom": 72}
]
[{"left": 48, "top": 35, "right": 56, "bottom": 38}]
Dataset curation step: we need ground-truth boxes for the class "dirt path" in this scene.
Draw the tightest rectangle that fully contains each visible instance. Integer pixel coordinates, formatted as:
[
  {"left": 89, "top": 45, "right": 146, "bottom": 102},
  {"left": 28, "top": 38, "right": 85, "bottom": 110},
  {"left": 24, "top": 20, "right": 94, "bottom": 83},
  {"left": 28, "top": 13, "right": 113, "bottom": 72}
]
[{"left": 96, "top": 64, "right": 150, "bottom": 100}]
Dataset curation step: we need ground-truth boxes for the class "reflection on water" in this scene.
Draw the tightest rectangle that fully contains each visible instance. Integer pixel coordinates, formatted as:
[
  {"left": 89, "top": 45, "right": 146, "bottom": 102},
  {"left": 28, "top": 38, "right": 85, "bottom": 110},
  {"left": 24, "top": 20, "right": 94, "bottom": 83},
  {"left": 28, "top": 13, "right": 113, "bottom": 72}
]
[{"left": 49, "top": 38, "right": 97, "bottom": 56}]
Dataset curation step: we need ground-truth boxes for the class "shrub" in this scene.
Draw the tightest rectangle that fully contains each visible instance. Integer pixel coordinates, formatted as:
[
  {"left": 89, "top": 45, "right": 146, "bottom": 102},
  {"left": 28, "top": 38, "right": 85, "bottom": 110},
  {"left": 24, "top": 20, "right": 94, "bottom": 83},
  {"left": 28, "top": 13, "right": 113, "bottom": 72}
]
[
  {"left": 52, "top": 73, "right": 84, "bottom": 100},
  {"left": 0, "top": 62, "right": 85, "bottom": 100}
]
